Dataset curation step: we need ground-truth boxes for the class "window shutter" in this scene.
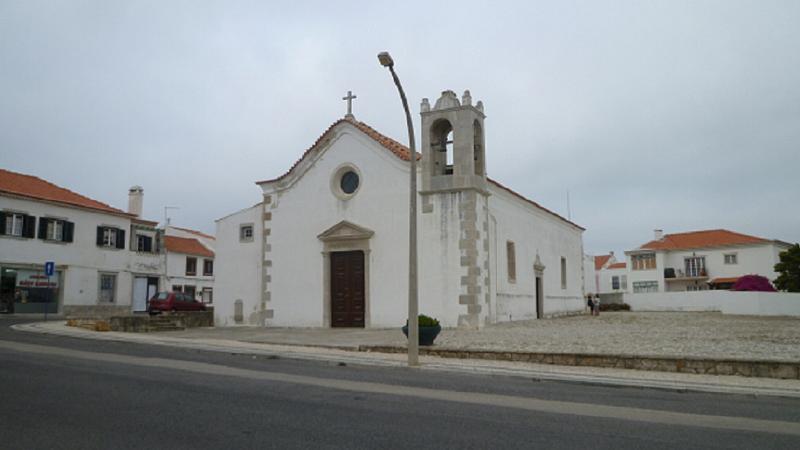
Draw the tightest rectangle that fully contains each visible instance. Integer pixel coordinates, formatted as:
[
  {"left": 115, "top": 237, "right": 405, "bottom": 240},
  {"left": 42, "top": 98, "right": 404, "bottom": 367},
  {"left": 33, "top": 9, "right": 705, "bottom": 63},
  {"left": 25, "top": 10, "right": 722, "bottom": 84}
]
[
  {"left": 0, "top": 212, "right": 6, "bottom": 235},
  {"left": 96, "top": 227, "right": 104, "bottom": 246},
  {"left": 116, "top": 229, "right": 126, "bottom": 249},
  {"left": 38, "top": 218, "right": 49, "bottom": 239},
  {"left": 144, "top": 236, "right": 152, "bottom": 252},
  {"left": 22, "top": 215, "right": 36, "bottom": 238},
  {"left": 63, "top": 221, "right": 74, "bottom": 243}
]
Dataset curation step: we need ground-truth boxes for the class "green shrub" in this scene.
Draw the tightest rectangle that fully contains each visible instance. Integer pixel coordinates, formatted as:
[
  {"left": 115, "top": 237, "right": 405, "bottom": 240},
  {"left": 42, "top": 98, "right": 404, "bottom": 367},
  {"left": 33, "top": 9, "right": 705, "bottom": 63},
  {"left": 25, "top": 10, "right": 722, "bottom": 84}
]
[
  {"left": 407, "top": 314, "right": 441, "bottom": 327},
  {"left": 599, "top": 303, "right": 630, "bottom": 312}
]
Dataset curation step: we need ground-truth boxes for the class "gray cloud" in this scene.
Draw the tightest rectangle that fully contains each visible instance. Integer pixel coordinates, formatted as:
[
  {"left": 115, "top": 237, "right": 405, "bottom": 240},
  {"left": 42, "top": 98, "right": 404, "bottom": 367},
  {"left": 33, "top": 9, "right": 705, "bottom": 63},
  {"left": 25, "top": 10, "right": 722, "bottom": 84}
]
[{"left": 1, "top": 0, "right": 798, "bottom": 255}]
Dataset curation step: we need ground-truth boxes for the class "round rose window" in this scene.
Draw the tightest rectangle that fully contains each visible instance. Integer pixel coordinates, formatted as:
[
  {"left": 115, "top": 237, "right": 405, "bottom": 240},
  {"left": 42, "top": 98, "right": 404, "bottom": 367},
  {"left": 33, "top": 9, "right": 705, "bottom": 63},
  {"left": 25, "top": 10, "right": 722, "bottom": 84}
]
[{"left": 340, "top": 171, "right": 359, "bottom": 194}]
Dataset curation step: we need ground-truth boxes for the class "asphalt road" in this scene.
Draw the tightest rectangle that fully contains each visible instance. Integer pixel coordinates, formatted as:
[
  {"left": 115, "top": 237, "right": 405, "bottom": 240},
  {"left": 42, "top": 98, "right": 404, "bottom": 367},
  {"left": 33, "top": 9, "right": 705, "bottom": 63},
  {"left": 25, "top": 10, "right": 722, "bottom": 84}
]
[{"left": 1, "top": 318, "right": 800, "bottom": 449}]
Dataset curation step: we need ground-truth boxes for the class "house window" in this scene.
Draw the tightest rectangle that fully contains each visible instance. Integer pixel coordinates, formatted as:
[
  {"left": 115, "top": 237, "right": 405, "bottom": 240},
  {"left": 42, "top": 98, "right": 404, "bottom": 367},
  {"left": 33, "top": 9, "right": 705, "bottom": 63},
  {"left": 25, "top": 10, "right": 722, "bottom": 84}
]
[
  {"left": 724, "top": 253, "right": 738, "bottom": 265},
  {"left": 631, "top": 253, "right": 656, "bottom": 270},
  {"left": 201, "top": 287, "right": 213, "bottom": 304},
  {"left": 203, "top": 259, "right": 213, "bottom": 276},
  {"left": 99, "top": 273, "right": 116, "bottom": 303},
  {"left": 136, "top": 234, "right": 153, "bottom": 252},
  {"left": 632, "top": 281, "right": 659, "bottom": 293},
  {"left": 185, "top": 257, "right": 197, "bottom": 276},
  {"left": 37, "top": 218, "right": 74, "bottom": 243},
  {"left": 183, "top": 285, "right": 196, "bottom": 299},
  {"left": 47, "top": 220, "right": 62, "bottom": 240},
  {"left": 97, "top": 226, "right": 125, "bottom": 249},
  {"left": 1, "top": 212, "right": 35, "bottom": 238},
  {"left": 506, "top": 241, "right": 516, "bottom": 283},
  {"left": 240, "top": 224, "right": 254, "bottom": 242},
  {"left": 612, "top": 276, "right": 620, "bottom": 290},
  {"left": 103, "top": 229, "right": 116, "bottom": 247},
  {"left": 172, "top": 285, "right": 183, "bottom": 292},
  {"left": 560, "top": 257, "right": 567, "bottom": 289},
  {"left": 684, "top": 256, "right": 706, "bottom": 277}
]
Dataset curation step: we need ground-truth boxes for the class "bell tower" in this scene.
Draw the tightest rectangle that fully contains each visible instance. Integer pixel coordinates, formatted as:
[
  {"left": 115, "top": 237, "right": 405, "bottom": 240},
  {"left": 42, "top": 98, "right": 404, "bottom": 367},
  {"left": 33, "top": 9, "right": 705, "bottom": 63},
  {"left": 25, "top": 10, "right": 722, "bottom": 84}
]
[
  {"left": 419, "top": 90, "right": 491, "bottom": 329},
  {"left": 420, "top": 90, "right": 487, "bottom": 194}
]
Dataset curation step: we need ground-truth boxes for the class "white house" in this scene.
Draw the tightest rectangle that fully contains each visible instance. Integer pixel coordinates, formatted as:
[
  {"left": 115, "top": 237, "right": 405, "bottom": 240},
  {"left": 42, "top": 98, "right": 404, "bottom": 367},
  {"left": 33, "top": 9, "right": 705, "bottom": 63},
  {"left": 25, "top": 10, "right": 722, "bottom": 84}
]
[
  {"left": 0, "top": 170, "right": 163, "bottom": 316},
  {"left": 597, "top": 262, "right": 627, "bottom": 294},
  {"left": 214, "top": 90, "right": 586, "bottom": 328},
  {"left": 624, "top": 228, "right": 791, "bottom": 293},
  {"left": 584, "top": 252, "right": 619, "bottom": 295},
  {"left": 164, "top": 226, "right": 215, "bottom": 304}
]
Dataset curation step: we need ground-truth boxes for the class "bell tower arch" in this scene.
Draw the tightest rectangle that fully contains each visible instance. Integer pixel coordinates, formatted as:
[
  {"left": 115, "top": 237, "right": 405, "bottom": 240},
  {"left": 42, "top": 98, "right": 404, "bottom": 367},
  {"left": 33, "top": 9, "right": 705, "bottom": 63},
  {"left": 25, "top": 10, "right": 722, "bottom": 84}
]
[{"left": 420, "top": 90, "right": 487, "bottom": 193}]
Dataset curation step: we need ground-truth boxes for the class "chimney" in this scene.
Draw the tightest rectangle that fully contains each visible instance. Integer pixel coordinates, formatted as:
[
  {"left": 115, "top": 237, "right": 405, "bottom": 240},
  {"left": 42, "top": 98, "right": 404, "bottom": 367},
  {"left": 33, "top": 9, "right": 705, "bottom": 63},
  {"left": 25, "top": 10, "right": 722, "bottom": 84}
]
[
  {"left": 654, "top": 229, "right": 664, "bottom": 241},
  {"left": 128, "top": 186, "right": 143, "bottom": 218}
]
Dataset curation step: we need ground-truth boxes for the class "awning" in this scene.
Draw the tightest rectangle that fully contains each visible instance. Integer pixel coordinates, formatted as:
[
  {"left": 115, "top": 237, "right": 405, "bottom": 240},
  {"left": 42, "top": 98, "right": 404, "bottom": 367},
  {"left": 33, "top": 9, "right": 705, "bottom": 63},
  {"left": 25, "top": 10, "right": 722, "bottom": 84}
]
[{"left": 709, "top": 277, "right": 739, "bottom": 284}]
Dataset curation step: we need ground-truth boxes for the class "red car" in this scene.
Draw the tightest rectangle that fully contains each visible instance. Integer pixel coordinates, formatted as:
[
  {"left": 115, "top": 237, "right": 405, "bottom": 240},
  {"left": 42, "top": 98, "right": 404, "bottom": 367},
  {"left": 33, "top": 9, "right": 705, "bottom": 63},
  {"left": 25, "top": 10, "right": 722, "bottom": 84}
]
[{"left": 147, "top": 291, "right": 206, "bottom": 315}]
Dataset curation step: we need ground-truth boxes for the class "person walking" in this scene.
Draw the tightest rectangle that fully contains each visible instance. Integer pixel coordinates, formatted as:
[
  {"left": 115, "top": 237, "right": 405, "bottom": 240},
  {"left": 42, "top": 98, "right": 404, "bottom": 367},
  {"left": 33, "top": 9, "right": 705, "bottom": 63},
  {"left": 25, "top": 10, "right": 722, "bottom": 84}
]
[
  {"left": 586, "top": 294, "right": 594, "bottom": 315},
  {"left": 593, "top": 294, "right": 601, "bottom": 316}
]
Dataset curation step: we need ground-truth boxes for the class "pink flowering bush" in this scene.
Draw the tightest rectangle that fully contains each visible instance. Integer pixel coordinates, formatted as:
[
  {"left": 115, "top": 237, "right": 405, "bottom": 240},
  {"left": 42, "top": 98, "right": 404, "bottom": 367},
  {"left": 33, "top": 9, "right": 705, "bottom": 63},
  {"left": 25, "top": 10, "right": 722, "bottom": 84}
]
[{"left": 732, "top": 274, "right": 776, "bottom": 292}]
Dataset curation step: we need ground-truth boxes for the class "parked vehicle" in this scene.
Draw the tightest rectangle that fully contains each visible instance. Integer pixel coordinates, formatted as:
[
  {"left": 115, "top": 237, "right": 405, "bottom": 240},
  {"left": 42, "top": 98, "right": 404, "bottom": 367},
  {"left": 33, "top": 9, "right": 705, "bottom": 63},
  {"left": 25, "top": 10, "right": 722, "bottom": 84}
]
[{"left": 147, "top": 291, "right": 206, "bottom": 315}]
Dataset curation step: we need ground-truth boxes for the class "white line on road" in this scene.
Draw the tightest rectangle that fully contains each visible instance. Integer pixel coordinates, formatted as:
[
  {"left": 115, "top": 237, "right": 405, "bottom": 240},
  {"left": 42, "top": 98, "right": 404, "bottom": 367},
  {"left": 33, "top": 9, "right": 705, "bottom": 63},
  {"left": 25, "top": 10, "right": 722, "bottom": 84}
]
[{"left": 2, "top": 339, "right": 799, "bottom": 436}]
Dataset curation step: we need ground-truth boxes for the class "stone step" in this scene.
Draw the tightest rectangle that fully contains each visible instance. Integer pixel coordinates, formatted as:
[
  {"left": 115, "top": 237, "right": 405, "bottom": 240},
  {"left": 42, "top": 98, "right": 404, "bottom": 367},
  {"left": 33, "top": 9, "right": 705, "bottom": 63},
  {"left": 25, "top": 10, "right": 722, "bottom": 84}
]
[{"left": 148, "top": 325, "right": 185, "bottom": 332}]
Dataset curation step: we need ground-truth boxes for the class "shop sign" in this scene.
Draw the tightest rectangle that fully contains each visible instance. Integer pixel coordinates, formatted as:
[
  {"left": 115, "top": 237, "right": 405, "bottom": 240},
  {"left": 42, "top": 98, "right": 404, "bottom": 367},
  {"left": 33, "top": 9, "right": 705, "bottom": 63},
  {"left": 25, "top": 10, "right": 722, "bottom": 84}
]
[{"left": 16, "top": 270, "right": 59, "bottom": 289}]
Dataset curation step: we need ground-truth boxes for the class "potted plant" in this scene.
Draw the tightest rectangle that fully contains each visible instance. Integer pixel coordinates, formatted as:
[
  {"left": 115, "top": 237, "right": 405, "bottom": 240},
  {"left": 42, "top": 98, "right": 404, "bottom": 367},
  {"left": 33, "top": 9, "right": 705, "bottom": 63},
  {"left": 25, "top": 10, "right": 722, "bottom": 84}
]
[{"left": 402, "top": 314, "right": 442, "bottom": 346}]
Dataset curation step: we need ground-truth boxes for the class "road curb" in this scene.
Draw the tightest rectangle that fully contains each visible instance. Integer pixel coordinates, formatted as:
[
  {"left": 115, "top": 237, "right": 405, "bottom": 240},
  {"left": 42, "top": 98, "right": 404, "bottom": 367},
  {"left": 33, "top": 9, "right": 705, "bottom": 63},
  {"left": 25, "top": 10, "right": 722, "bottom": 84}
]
[{"left": 360, "top": 345, "right": 800, "bottom": 380}]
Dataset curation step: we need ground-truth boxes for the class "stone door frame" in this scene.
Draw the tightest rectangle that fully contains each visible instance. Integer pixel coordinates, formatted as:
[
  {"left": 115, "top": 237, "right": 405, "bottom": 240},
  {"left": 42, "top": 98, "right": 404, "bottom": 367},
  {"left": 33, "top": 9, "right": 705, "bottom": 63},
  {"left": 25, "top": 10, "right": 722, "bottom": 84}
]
[{"left": 318, "top": 221, "right": 373, "bottom": 328}]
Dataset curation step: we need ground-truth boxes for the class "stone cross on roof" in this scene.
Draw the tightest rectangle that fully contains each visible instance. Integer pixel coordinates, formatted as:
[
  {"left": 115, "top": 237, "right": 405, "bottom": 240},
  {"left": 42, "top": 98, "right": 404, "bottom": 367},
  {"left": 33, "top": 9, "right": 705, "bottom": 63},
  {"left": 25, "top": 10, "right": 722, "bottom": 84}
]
[{"left": 343, "top": 90, "right": 357, "bottom": 119}]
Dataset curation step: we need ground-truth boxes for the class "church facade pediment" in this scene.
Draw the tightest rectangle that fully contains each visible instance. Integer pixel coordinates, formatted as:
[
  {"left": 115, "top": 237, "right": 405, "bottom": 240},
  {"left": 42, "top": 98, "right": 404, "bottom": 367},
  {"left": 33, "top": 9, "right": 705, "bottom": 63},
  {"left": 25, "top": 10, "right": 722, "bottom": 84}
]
[{"left": 317, "top": 220, "right": 375, "bottom": 242}]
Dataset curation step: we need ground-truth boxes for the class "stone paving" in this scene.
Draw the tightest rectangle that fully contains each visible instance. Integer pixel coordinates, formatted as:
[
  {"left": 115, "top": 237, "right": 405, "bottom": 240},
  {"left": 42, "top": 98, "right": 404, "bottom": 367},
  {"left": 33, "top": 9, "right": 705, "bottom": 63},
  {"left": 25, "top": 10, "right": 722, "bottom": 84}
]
[{"left": 165, "top": 312, "right": 800, "bottom": 362}]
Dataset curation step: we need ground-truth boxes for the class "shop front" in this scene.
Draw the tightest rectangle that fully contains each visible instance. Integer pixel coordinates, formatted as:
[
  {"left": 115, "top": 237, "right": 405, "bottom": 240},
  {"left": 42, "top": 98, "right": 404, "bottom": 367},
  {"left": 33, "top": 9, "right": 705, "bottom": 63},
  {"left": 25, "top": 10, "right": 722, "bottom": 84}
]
[{"left": 0, "top": 267, "right": 60, "bottom": 314}]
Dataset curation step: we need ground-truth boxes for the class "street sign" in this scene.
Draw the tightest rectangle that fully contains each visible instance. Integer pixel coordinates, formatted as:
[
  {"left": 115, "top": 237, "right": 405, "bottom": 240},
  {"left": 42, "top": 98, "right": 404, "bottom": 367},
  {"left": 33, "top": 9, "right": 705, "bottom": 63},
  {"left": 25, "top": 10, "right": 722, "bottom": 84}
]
[{"left": 44, "top": 261, "right": 55, "bottom": 277}]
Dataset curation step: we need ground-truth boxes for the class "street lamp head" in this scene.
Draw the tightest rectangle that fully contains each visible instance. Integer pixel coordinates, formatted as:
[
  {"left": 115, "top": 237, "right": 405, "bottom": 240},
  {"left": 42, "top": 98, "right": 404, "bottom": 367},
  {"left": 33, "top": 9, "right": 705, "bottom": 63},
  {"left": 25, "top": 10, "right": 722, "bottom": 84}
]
[{"left": 377, "top": 51, "right": 394, "bottom": 68}]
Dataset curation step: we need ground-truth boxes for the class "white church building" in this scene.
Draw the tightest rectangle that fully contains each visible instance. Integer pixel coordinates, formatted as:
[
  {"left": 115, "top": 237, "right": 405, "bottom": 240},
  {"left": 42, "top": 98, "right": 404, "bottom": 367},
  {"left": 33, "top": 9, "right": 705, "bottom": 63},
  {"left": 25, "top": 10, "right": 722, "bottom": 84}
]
[{"left": 214, "top": 90, "right": 586, "bottom": 328}]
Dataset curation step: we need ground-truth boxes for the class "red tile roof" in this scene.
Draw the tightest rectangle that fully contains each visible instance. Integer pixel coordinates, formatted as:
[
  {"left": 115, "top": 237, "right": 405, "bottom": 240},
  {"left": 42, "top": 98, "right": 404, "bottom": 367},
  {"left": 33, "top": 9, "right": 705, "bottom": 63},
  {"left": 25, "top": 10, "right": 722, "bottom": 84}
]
[
  {"left": 164, "top": 236, "right": 214, "bottom": 257},
  {"left": 256, "top": 118, "right": 584, "bottom": 230},
  {"left": 0, "top": 168, "right": 132, "bottom": 217},
  {"left": 594, "top": 254, "right": 613, "bottom": 270},
  {"left": 171, "top": 226, "right": 215, "bottom": 240},
  {"left": 608, "top": 262, "right": 627, "bottom": 269},
  {"left": 639, "top": 229, "right": 768, "bottom": 251}
]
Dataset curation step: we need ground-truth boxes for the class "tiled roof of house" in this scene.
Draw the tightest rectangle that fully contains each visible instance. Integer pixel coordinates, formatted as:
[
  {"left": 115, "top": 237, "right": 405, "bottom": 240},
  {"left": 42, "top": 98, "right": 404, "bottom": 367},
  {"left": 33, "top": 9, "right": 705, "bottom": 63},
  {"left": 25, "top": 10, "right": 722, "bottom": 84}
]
[
  {"left": 594, "top": 254, "right": 613, "bottom": 270},
  {"left": 171, "top": 226, "right": 215, "bottom": 240},
  {"left": 608, "top": 262, "right": 627, "bottom": 269},
  {"left": 256, "top": 117, "right": 584, "bottom": 230},
  {"left": 0, "top": 168, "right": 132, "bottom": 217},
  {"left": 164, "top": 236, "right": 214, "bottom": 257},
  {"left": 639, "top": 229, "right": 768, "bottom": 251}
]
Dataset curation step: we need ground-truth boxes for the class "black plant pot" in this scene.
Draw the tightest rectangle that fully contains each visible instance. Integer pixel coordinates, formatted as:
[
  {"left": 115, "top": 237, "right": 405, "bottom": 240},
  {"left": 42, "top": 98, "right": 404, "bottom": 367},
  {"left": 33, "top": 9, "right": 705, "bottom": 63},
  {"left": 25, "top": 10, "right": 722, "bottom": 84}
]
[{"left": 401, "top": 324, "right": 442, "bottom": 346}]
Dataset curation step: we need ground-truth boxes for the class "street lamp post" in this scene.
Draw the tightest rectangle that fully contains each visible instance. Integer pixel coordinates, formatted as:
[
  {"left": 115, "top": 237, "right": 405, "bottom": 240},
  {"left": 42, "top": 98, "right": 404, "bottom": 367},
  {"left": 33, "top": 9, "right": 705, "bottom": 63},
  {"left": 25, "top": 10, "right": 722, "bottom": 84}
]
[{"left": 378, "top": 51, "right": 419, "bottom": 367}]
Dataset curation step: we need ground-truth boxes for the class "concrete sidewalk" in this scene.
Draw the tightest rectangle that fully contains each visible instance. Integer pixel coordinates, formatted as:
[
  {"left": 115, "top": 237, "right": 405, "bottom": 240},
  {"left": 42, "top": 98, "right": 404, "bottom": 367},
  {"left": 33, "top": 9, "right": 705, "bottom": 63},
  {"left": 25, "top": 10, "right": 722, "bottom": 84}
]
[{"left": 12, "top": 320, "right": 800, "bottom": 399}]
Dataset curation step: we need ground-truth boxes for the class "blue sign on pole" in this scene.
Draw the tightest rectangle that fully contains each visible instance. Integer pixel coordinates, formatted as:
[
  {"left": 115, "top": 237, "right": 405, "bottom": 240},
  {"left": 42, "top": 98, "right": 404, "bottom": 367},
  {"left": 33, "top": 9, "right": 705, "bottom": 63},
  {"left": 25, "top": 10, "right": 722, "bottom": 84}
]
[{"left": 44, "top": 261, "right": 55, "bottom": 277}]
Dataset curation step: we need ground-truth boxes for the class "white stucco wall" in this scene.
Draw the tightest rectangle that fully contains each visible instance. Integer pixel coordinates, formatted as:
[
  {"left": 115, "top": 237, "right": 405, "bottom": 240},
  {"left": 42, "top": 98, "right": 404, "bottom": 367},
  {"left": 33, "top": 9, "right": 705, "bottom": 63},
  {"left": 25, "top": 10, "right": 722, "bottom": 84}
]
[
  {"left": 624, "top": 291, "right": 800, "bottom": 316},
  {"left": 264, "top": 130, "right": 411, "bottom": 327},
  {"left": 598, "top": 267, "right": 628, "bottom": 294},
  {"left": 165, "top": 251, "right": 214, "bottom": 296},
  {"left": 214, "top": 204, "right": 263, "bottom": 326},
  {"left": 582, "top": 255, "right": 596, "bottom": 296},
  {"left": 488, "top": 186, "right": 585, "bottom": 322},
  {"left": 1, "top": 195, "right": 163, "bottom": 311}
]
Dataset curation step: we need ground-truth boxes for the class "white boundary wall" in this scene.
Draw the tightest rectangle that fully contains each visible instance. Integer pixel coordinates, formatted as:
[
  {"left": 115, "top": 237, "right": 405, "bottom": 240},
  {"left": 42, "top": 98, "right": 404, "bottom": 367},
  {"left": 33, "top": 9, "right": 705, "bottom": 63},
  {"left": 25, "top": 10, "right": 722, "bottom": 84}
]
[{"left": 624, "top": 291, "right": 800, "bottom": 316}]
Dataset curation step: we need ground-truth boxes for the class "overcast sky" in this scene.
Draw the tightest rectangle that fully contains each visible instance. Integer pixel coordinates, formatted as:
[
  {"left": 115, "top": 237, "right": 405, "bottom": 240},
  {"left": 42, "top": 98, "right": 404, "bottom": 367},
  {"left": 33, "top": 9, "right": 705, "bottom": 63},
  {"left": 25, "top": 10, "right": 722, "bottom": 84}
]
[{"left": 1, "top": 0, "right": 798, "bottom": 255}]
